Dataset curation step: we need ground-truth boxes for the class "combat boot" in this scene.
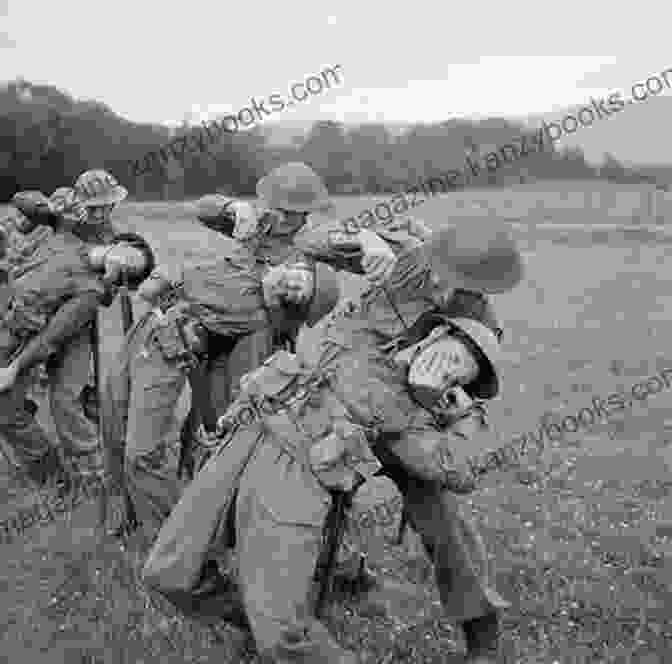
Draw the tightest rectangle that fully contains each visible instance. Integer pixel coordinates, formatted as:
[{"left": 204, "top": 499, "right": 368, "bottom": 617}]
[
  {"left": 461, "top": 610, "right": 501, "bottom": 663},
  {"left": 331, "top": 551, "right": 380, "bottom": 597}
]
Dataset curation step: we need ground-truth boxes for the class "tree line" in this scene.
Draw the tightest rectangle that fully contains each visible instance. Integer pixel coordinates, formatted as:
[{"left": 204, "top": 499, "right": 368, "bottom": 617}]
[{"left": 0, "top": 78, "right": 665, "bottom": 203}]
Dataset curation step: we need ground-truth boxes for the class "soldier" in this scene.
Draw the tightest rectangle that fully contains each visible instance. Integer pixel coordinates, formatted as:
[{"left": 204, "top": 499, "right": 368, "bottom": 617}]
[
  {"left": 0, "top": 202, "right": 59, "bottom": 469},
  {"left": 195, "top": 163, "right": 400, "bottom": 427},
  {"left": 0, "top": 218, "right": 154, "bottom": 488},
  {"left": 9, "top": 172, "right": 154, "bottom": 483},
  {"left": 69, "top": 169, "right": 128, "bottom": 243},
  {"left": 146, "top": 194, "right": 275, "bottom": 434},
  {"left": 171, "top": 171, "right": 423, "bottom": 589},
  {"left": 101, "top": 253, "right": 343, "bottom": 540},
  {"left": 143, "top": 222, "right": 524, "bottom": 664}
]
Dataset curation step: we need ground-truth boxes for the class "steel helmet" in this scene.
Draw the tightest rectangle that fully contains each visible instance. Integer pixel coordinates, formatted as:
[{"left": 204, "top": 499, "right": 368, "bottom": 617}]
[
  {"left": 74, "top": 169, "right": 128, "bottom": 207},
  {"left": 256, "top": 162, "right": 330, "bottom": 212},
  {"left": 438, "top": 317, "right": 502, "bottom": 399},
  {"left": 407, "top": 316, "right": 502, "bottom": 401},
  {"left": 423, "top": 222, "right": 524, "bottom": 294},
  {"left": 195, "top": 194, "right": 237, "bottom": 236}
]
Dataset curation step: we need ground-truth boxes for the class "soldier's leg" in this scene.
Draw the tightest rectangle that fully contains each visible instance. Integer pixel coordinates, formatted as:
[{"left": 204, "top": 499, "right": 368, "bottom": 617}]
[
  {"left": 0, "top": 361, "right": 62, "bottom": 485},
  {"left": 397, "top": 474, "right": 509, "bottom": 656},
  {"left": 235, "top": 442, "right": 358, "bottom": 664},
  {"left": 123, "top": 341, "right": 188, "bottom": 538},
  {"left": 202, "top": 332, "right": 238, "bottom": 432},
  {"left": 226, "top": 328, "right": 274, "bottom": 403},
  {"left": 48, "top": 327, "right": 102, "bottom": 477},
  {"left": 100, "top": 348, "right": 131, "bottom": 492}
]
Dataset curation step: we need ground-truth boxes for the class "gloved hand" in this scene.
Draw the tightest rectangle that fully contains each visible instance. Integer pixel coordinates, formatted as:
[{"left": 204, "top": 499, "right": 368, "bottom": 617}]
[{"left": 358, "top": 230, "right": 397, "bottom": 286}]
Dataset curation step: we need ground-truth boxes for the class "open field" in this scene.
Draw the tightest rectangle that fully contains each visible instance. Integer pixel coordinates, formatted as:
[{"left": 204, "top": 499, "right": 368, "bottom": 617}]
[{"left": 2, "top": 188, "right": 672, "bottom": 663}]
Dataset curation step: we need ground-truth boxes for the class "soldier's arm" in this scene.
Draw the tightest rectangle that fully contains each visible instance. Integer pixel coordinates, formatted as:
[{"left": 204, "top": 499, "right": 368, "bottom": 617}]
[
  {"left": 10, "top": 291, "right": 102, "bottom": 374},
  {"left": 379, "top": 405, "right": 492, "bottom": 494},
  {"left": 11, "top": 191, "right": 58, "bottom": 230},
  {"left": 294, "top": 215, "right": 425, "bottom": 275}
]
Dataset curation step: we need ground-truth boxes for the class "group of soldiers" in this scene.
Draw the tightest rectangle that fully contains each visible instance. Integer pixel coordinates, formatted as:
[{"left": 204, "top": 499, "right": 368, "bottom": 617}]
[{"left": 0, "top": 161, "right": 525, "bottom": 664}]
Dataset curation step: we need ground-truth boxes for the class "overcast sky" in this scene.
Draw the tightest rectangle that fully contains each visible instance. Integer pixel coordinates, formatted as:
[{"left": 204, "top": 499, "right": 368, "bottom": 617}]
[{"left": 0, "top": 0, "right": 670, "bottom": 127}]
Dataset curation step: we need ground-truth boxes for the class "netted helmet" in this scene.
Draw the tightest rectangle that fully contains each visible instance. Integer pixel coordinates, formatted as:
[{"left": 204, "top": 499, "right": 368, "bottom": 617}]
[{"left": 74, "top": 169, "right": 128, "bottom": 207}]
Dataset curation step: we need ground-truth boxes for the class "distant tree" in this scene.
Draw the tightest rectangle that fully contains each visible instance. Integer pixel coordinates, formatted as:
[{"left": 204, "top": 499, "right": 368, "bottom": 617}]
[
  {"left": 599, "top": 152, "right": 628, "bottom": 182},
  {"left": 299, "top": 121, "right": 351, "bottom": 192},
  {"left": 0, "top": 77, "right": 613, "bottom": 203}
]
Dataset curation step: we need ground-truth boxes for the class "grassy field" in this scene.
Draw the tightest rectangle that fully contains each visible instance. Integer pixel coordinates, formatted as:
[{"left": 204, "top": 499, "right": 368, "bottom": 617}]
[{"left": 1, "top": 190, "right": 672, "bottom": 663}]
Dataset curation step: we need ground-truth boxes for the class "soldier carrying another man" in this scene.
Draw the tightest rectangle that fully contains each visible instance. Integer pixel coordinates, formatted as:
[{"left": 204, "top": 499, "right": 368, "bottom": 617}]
[
  {"left": 143, "top": 221, "right": 524, "bottom": 664},
  {"left": 5, "top": 171, "right": 154, "bottom": 485},
  {"left": 0, "top": 178, "right": 154, "bottom": 489}
]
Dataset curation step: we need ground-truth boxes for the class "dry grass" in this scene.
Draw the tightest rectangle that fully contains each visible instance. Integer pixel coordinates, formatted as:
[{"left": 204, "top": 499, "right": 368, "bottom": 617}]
[{"left": 2, "top": 189, "right": 672, "bottom": 663}]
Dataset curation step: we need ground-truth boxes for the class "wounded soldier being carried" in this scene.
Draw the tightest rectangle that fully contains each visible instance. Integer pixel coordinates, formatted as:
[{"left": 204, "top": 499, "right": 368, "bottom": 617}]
[{"left": 142, "top": 222, "right": 524, "bottom": 664}]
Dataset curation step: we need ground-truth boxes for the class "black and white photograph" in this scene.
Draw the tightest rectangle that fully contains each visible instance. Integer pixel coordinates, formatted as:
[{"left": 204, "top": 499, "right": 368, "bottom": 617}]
[{"left": 0, "top": 1, "right": 671, "bottom": 662}]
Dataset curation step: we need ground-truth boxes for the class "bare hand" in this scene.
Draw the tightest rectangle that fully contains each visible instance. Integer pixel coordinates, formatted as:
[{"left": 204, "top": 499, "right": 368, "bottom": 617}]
[
  {"left": 231, "top": 201, "right": 260, "bottom": 242},
  {"left": 216, "top": 413, "right": 236, "bottom": 437},
  {"left": 438, "top": 385, "right": 474, "bottom": 417},
  {"left": 358, "top": 231, "right": 397, "bottom": 286},
  {"left": 0, "top": 364, "right": 19, "bottom": 392},
  {"left": 49, "top": 189, "right": 87, "bottom": 224},
  {"left": 262, "top": 264, "right": 314, "bottom": 308}
]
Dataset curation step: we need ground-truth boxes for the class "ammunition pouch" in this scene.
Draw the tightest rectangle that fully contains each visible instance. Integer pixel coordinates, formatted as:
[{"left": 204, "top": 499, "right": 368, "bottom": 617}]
[
  {"left": 155, "top": 283, "right": 184, "bottom": 314},
  {"left": 3, "top": 296, "right": 47, "bottom": 339},
  {"left": 150, "top": 308, "right": 208, "bottom": 369}
]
